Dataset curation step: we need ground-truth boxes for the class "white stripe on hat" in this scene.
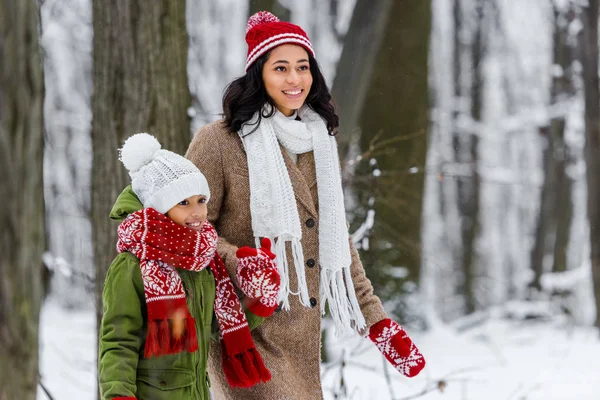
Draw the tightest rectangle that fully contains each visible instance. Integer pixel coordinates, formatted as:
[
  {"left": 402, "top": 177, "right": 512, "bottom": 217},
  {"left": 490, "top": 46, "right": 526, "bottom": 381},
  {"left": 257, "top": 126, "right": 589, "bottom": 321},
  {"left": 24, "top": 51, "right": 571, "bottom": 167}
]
[{"left": 245, "top": 34, "right": 315, "bottom": 71}]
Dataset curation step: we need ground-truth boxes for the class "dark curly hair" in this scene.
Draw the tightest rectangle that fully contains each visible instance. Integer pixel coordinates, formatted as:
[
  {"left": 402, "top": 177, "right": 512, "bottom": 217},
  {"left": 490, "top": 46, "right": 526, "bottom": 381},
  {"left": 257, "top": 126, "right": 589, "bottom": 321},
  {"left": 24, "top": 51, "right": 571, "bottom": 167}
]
[{"left": 222, "top": 51, "right": 339, "bottom": 136}]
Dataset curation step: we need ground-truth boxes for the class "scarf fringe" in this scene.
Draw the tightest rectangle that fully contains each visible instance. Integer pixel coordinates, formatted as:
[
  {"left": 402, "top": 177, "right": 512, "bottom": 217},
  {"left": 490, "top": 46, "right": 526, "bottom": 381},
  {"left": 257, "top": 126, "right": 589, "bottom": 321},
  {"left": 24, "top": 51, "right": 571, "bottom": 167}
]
[
  {"left": 143, "top": 316, "right": 199, "bottom": 358},
  {"left": 292, "top": 239, "right": 310, "bottom": 305},
  {"left": 184, "top": 316, "right": 199, "bottom": 353},
  {"left": 320, "top": 269, "right": 366, "bottom": 338},
  {"left": 221, "top": 345, "right": 271, "bottom": 388},
  {"left": 274, "top": 237, "right": 311, "bottom": 309},
  {"left": 275, "top": 237, "right": 291, "bottom": 309},
  {"left": 343, "top": 266, "right": 365, "bottom": 332}
]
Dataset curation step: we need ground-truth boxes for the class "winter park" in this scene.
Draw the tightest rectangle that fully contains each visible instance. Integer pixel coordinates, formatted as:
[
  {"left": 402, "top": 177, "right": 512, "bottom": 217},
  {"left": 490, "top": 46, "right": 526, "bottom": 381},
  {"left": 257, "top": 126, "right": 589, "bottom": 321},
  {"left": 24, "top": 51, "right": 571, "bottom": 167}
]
[{"left": 3, "top": 0, "right": 600, "bottom": 399}]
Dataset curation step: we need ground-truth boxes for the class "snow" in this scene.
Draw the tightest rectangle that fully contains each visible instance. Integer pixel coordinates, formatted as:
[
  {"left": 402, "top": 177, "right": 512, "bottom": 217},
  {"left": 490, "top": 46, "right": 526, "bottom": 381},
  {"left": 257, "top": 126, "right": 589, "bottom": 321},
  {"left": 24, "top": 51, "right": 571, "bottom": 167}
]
[
  {"left": 323, "top": 310, "right": 600, "bottom": 400},
  {"left": 35, "top": 0, "right": 600, "bottom": 399},
  {"left": 37, "top": 294, "right": 600, "bottom": 400},
  {"left": 37, "top": 296, "right": 97, "bottom": 399}
]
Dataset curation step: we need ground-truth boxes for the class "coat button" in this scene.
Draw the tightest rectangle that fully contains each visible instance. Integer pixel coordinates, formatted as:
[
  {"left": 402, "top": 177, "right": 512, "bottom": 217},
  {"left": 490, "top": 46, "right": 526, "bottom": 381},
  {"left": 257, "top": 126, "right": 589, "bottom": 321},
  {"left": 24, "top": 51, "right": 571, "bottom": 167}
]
[
  {"left": 306, "top": 258, "right": 316, "bottom": 268},
  {"left": 309, "top": 297, "right": 317, "bottom": 308},
  {"left": 305, "top": 218, "right": 315, "bottom": 228},
  {"left": 159, "top": 380, "right": 167, "bottom": 387}
]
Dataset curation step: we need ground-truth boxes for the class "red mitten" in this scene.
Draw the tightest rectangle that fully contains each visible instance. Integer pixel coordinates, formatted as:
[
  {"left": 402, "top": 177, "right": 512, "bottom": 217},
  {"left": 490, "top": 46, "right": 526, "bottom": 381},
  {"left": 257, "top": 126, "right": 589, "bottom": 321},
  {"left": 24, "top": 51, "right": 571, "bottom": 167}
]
[
  {"left": 236, "top": 238, "right": 280, "bottom": 317},
  {"left": 368, "top": 318, "right": 426, "bottom": 378}
]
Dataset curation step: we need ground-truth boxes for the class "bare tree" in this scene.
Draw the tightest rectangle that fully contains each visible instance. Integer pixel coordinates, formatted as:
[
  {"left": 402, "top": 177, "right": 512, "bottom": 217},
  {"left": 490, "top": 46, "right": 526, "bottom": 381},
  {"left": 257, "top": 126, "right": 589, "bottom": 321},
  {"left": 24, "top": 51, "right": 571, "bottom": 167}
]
[
  {"left": 335, "top": 0, "right": 431, "bottom": 318},
  {"left": 331, "top": 0, "right": 393, "bottom": 160},
  {"left": 581, "top": 0, "right": 600, "bottom": 330},
  {"left": 91, "top": 0, "right": 192, "bottom": 353},
  {"left": 0, "top": 0, "right": 46, "bottom": 398},
  {"left": 529, "top": 4, "right": 577, "bottom": 292},
  {"left": 449, "top": 0, "right": 482, "bottom": 314}
]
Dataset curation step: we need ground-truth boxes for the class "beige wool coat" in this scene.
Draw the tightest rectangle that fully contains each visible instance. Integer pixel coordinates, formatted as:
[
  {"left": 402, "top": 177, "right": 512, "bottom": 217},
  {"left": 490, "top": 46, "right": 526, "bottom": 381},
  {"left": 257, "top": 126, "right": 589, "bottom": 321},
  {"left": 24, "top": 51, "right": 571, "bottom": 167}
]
[{"left": 185, "top": 120, "right": 388, "bottom": 400}]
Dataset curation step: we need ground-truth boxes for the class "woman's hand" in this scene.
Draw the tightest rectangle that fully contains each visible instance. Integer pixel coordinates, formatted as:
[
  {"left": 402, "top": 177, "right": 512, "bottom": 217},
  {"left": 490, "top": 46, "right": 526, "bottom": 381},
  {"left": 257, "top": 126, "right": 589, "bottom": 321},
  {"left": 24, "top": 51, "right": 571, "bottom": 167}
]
[{"left": 368, "top": 318, "right": 426, "bottom": 377}]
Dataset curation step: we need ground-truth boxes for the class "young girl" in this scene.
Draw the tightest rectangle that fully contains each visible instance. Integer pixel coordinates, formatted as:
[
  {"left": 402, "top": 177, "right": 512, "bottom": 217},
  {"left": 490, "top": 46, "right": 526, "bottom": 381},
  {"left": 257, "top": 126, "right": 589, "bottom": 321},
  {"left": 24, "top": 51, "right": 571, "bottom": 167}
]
[
  {"left": 98, "top": 133, "right": 273, "bottom": 400},
  {"left": 185, "top": 11, "right": 426, "bottom": 399}
]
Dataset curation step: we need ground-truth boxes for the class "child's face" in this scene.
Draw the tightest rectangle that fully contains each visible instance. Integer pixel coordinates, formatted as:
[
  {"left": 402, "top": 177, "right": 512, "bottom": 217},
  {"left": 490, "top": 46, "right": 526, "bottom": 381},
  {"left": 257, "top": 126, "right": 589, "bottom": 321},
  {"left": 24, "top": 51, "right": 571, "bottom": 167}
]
[{"left": 166, "top": 195, "right": 208, "bottom": 232}]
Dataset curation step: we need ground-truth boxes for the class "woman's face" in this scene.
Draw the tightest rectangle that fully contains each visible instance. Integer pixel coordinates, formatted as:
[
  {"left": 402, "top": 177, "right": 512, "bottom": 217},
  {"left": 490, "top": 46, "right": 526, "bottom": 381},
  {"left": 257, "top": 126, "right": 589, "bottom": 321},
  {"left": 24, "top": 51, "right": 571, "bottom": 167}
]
[{"left": 262, "top": 44, "right": 313, "bottom": 116}]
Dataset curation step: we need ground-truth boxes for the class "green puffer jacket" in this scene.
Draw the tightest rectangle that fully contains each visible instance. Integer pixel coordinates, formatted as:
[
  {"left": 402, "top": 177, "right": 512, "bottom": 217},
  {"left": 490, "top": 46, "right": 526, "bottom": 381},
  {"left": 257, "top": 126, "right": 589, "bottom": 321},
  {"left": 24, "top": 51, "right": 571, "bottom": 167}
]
[{"left": 98, "top": 186, "right": 264, "bottom": 400}]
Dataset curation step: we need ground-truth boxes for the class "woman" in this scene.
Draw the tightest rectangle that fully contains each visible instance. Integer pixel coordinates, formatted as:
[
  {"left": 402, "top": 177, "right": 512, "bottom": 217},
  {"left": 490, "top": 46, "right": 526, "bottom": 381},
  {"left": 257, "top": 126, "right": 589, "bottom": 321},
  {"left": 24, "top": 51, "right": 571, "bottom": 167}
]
[{"left": 185, "top": 11, "right": 425, "bottom": 399}]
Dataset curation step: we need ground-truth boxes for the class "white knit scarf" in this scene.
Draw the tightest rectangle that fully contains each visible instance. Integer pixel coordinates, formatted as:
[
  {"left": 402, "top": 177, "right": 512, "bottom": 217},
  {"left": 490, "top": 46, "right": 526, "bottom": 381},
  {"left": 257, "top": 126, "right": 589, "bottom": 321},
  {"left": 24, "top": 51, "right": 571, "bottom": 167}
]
[{"left": 239, "top": 104, "right": 365, "bottom": 336}]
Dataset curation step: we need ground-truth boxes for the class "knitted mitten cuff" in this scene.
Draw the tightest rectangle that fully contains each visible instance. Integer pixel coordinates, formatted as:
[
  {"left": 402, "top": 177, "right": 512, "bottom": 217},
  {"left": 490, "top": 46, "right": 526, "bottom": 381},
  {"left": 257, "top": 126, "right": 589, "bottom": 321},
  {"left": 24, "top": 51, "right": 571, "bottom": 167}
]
[{"left": 244, "top": 295, "right": 279, "bottom": 317}]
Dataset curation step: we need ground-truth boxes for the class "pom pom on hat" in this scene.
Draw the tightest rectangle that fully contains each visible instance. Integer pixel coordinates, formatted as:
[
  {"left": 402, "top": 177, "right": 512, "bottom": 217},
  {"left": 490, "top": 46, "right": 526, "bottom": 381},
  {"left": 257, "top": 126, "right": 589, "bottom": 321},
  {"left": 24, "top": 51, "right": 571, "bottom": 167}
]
[
  {"left": 246, "top": 11, "right": 280, "bottom": 33},
  {"left": 244, "top": 11, "right": 314, "bottom": 72},
  {"left": 119, "top": 133, "right": 161, "bottom": 173}
]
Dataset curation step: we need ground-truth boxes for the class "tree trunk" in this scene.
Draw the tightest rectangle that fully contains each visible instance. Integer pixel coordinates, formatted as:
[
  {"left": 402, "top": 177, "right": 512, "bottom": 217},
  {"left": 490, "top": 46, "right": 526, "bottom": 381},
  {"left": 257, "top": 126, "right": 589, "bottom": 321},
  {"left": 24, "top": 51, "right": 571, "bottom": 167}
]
[
  {"left": 530, "top": 123, "right": 560, "bottom": 290},
  {"left": 0, "top": 0, "right": 46, "bottom": 398},
  {"left": 91, "top": 0, "right": 192, "bottom": 368},
  {"left": 331, "top": 0, "right": 393, "bottom": 155},
  {"left": 450, "top": 0, "right": 483, "bottom": 314},
  {"left": 530, "top": 5, "right": 575, "bottom": 291},
  {"left": 553, "top": 136, "right": 571, "bottom": 274},
  {"left": 550, "top": 5, "right": 576, "bottom": 275},
  {"left": 351, "top": 0, "right": 430, "bottom": 316},
  {"left": 581, "top": 0, "right": 600, "bottom": 330}
]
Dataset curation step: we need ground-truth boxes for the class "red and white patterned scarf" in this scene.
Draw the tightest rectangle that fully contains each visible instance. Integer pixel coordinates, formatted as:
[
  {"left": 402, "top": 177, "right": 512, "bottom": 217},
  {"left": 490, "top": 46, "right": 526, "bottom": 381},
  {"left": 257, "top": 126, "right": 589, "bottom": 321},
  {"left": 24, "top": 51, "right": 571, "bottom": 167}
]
[{"left": 117, "top": 208, "right": 271, "bottom": 388}]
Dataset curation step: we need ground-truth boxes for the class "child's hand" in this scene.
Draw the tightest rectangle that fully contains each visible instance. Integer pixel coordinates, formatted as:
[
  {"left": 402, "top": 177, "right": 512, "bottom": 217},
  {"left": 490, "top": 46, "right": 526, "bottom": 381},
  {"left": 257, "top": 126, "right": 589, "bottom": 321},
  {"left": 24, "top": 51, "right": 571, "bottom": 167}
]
[
  {"left": 172, "top": 309, "right": 186, "bottom": 339},
  {"left": 236, "top": 238, "right": 280, "bottom": 317}
]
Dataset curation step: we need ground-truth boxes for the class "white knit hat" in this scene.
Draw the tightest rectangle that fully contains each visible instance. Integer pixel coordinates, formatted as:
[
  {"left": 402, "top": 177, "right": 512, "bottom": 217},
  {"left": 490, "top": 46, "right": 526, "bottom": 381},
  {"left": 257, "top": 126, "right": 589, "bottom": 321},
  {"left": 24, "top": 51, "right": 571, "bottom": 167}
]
[{"left": 119, "top": 133, "right": 210, "bottom": 213}]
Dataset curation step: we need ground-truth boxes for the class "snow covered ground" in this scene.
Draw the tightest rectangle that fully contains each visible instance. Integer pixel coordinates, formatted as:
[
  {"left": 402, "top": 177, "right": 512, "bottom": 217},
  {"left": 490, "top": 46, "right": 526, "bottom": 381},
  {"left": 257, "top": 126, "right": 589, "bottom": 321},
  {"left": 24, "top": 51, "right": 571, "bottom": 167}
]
[
  {"left": 323, "top": 310, "right": 600, "bottom": 400},
  {"left": 37, "top": 294, "right": 600, "bottom": 400},
  {"left": 37, "top": 295, "right": 97, "bottom": 399}
]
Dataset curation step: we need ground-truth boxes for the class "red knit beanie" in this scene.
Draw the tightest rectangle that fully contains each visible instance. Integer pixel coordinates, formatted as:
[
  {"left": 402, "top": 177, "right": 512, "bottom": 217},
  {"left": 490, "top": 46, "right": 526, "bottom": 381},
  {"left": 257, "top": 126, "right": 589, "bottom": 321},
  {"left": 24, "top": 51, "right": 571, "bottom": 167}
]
[{"left": 245, "top": 11, "right": 315, "bottom": 72}]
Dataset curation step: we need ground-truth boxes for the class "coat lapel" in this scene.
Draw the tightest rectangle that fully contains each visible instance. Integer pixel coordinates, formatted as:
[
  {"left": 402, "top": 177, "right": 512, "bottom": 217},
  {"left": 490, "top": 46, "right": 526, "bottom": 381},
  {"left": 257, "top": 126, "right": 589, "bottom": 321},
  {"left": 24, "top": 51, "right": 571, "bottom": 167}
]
[
  {"left": 297, "top": 151, "right": 317, "bottom": 190},
  {"left": 280, "top": 147, "right": 318, "bottom": 218}
]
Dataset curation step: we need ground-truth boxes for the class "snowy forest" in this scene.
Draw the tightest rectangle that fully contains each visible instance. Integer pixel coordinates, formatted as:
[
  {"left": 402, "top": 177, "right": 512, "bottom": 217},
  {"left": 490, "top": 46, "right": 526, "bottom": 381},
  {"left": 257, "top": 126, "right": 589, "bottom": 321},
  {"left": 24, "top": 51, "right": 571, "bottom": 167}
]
[{"left": 2, "top": 0, "right": 600, "bottom": 399}]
